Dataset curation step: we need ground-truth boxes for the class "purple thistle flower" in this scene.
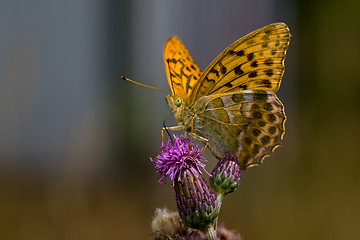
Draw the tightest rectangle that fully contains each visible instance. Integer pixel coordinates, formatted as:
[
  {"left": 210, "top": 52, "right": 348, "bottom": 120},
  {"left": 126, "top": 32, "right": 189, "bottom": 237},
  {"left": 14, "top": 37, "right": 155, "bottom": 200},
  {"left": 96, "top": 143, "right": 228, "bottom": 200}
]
[
  {"left": 210, "top": 155, "right": 241, "bottom": 196},
  {"left": 150, "top": 134, "right": 209, "bottom": 185},
  {"left": 174, "top": 167, "right": 218, "bottom": 232}
]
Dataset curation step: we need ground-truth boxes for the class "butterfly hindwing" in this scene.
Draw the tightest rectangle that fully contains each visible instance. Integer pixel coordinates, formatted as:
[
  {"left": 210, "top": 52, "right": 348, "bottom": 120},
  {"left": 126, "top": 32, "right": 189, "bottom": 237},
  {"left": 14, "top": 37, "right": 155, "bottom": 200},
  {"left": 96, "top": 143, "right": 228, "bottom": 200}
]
[
  {"left": 190, "top": 22, "right": 290, "bottom": 105},
  {"left": 236, "top": 91, "right": 285, "bottom": 169},
  {"left": 194, "top": 90, "right": 285, "bottom": 169},
  {"left": 163, "top": 36, "right": 202, "bottom": 102}
]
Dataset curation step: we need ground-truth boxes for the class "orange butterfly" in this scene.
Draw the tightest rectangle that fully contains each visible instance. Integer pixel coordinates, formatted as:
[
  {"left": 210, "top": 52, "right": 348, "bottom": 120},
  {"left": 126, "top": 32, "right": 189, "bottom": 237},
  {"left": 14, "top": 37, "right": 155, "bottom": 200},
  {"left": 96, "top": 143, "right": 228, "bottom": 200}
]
[{"left": 163, "top": 23, "right": 290, "bottom": 169}]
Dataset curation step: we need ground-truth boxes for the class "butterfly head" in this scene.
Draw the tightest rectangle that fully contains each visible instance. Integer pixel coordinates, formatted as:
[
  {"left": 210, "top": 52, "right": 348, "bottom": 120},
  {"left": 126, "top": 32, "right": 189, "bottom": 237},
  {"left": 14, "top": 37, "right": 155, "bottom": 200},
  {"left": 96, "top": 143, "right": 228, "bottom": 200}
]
[{"left": 166, "top": 95, "right": 185, "bottom": 122}]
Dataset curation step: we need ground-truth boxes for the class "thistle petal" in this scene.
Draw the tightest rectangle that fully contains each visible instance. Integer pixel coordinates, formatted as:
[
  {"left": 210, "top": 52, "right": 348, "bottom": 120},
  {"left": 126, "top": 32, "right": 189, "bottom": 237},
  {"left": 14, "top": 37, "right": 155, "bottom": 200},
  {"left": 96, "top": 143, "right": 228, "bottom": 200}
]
[{"left": 150, "top": 134, "right": 209, "bottom": 185}]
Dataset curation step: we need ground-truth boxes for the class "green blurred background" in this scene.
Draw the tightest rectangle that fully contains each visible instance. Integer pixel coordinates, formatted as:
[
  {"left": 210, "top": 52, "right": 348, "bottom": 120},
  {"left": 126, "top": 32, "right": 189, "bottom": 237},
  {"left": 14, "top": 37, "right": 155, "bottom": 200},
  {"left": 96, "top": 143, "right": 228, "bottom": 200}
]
[{"left": 1, "top": 0, "right": 359, "bottom": 239}]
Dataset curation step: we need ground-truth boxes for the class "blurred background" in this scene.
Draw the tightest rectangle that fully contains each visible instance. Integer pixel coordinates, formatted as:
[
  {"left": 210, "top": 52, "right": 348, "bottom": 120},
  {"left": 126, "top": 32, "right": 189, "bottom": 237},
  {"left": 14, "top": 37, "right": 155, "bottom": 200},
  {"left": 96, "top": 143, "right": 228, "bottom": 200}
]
[{"left": 1, "top": 0, "right": 359, "bottom": 239}]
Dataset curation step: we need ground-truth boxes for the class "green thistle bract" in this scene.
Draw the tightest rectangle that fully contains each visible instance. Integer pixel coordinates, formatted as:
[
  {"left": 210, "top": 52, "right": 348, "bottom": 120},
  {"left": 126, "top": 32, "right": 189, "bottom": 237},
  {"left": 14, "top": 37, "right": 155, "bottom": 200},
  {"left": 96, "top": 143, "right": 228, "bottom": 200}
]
[{"left": 210, "top": 155, "right": 241, "bottom": 196}]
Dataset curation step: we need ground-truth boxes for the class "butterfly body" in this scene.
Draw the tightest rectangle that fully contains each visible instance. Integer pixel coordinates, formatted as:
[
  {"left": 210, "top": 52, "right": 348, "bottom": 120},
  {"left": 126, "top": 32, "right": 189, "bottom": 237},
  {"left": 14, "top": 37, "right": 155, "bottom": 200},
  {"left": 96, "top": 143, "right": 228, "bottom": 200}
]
[{"left": 164, "top": 23, "right": 290, "bottom": 170}]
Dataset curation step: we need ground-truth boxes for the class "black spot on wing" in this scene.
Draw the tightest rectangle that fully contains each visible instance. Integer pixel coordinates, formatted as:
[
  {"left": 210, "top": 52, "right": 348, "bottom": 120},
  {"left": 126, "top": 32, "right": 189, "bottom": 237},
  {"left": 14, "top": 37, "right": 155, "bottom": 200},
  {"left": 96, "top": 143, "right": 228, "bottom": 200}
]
[
  {"left": 236, "top": 50, "right": 244, "bottom": 56},
  {"left": 252, "top": 129, "right": 261, "bottom": 137},
  {"left": 225, "top": 82, "right": 233, "bottom": 88},
  {"left": 220, "top": 64, "right": 227, "bottom": 75},
  {"left": 232, "top": 94, "right": 245, "bottom": 103},
  {"left": 248, "top": 71, "right": 257, "bottom": 78},
  {"left": 172, "top": 81, "right": 182, "bottom": 86},
  {"left": 267, "top": 113, "right": 276, "bottom": 122},
  {"left": 250, "top": 61, "right": 258, "bottom": 68},
  {"left": 263, "top": 103, "right": 273, "bottom": 111},
  {"left": 244, "top": 137, "right": 252, "bottom": 145},
  {"left": 210, "top": 69, "right": 219, "bottom": 77},
  {"left": 253, "top": 92, "right": 268, "bottom": 102},
  {"left": 261, "top": 135, "right": 271, "bottom": 145},
  {"left": 264, "top": 69, "right": 274, "bottom": 77},
  {"left": 252, "top": 111, "right": 262, "bottom": 119},
  {"left": 262, "top": 79, "right": 272, "bottom": 88},
  {"left": 238, "top": 84, "right": 247, "bottom": 90},
  {"left": 234, "top": 65, "right": 244, "bottom": 75},
  {"left": 264, "top": 59, "right": 273, "bottom": 66},
  {"left": 247, "top": 53, "right": 254, "bottom": 61},
  {"left": 252, "top": 144, "right": 260, "bottom": 155},
  {"left": 268, "top": 126, "right": 276, "bottom": 134},
  {"left": 251, "top": 104, "right": 259, "bottom": 110}
]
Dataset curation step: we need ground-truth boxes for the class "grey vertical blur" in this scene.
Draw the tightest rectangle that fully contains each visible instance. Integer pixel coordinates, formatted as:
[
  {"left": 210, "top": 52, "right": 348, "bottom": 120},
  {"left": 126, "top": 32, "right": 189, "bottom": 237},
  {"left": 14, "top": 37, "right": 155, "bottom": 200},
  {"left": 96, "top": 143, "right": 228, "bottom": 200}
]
[{"left": 0, "top": 1, "right": 108, "bottom": 174}]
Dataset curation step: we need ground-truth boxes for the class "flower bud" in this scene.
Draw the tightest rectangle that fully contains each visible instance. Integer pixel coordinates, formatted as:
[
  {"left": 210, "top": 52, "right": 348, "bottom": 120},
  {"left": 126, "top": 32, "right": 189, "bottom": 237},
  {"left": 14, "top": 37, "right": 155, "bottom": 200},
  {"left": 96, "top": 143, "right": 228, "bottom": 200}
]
[{"left": 210, "top": 155, "right": 241, "bottom": 196}]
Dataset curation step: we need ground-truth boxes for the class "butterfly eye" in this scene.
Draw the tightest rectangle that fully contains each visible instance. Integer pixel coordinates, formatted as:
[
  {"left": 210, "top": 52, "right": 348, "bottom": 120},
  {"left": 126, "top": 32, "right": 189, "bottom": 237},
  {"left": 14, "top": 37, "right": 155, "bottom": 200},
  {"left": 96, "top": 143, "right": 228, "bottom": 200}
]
[{"left": 174, "top": 97, "right": 183, "bottom": 107}]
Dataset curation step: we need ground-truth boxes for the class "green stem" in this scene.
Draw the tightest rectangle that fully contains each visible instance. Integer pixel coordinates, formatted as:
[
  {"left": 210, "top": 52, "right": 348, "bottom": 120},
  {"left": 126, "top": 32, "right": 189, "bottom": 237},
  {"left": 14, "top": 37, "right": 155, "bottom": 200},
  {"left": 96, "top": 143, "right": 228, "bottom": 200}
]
[
  {"left": 216, "top": 194, "right": 224, "bottom": 211},
  {"left": 214, "top": 194, "right": 224, "bottom": 230}
]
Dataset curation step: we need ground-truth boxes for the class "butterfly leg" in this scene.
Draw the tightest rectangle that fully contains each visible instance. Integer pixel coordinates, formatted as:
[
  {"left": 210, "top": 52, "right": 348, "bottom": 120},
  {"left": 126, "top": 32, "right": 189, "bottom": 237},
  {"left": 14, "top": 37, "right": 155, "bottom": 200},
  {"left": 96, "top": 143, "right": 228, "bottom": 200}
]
[
  {"left": 191, "top": 132, "right": 210, "bottom": 154},
  {"left": 161, "top": 125, "right": 183, "bottom": 142},
  {"left": 189, "top": 117, "right": 195, "bottom": 147},
  {"left": 161, "top": 124, "right": 209, "bottom": 154}
]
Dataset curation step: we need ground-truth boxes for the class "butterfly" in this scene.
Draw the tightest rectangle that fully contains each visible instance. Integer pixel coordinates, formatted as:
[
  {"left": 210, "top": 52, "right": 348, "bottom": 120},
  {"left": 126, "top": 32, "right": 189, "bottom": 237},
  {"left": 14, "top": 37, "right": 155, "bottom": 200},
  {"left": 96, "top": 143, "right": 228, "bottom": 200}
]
[{"left": 163, "top": 23, "right": 291, "bottom": 170}]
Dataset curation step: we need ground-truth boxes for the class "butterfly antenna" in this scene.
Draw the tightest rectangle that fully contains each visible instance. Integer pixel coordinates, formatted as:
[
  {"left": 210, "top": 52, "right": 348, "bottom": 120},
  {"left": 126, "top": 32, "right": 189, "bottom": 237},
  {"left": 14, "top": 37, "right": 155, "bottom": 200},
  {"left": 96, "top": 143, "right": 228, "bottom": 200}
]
[
  {"left": 163, "top": 109, "right": 174, "bottom": 144},
  {"left": 121, "top": 76, "right": 169, "bottom": 94}
]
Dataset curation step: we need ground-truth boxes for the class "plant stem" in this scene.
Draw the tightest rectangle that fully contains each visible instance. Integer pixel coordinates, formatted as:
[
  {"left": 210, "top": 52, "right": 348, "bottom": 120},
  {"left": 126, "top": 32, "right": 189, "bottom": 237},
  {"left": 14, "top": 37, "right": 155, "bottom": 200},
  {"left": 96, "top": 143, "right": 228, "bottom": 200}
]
[
  {"left": 206, "top": 226, "right": 217, "bottom": 240},
  {"left": 216, "top": 194, "right": 224, "bottom": 212},
  {"left": 213, "top": 194, "right": 224, "bottom": 230}
]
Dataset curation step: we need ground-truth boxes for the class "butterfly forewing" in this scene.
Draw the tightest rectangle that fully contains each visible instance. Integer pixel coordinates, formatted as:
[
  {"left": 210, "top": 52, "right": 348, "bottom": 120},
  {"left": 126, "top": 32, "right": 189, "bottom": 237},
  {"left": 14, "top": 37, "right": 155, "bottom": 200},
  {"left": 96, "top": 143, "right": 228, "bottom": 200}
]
[
  {"left": 194, "top": 90, "right": 285, "bottom": 169},
  {"left": 163, "top": 36, "right": 202, "bottom": 102},
  {"left": 190, "top": 22, "right": 290, "bottom": 105}
]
